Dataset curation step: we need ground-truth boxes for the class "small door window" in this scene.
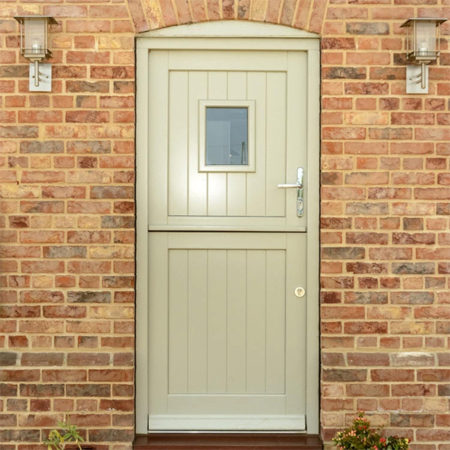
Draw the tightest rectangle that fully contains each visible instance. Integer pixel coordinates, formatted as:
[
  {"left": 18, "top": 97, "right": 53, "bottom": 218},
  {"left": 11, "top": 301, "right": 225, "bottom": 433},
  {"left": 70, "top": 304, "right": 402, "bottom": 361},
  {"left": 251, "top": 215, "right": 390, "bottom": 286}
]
[
  {"left": 199, "top": 100, "right": 255, "bottom": 172},
  {"left": 206, "top": 107, "right": 248, "bottom": 166}
]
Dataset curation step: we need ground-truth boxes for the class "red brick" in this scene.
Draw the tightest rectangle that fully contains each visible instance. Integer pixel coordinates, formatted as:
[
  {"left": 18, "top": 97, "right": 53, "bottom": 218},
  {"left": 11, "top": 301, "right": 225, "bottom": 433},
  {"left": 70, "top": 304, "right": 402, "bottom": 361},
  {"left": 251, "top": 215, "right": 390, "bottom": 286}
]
[
  {"left": 20, "top": 291, "right": 64, "bottom": 303},
  {"left": 18, "top": 111, "right": 62, "bottom": 123},
  {"left": 322, "top": 306, "right": 365, "bottom": 319},
  {"left": 346, "top": 202, "right": 388, "bottom": 215},
  {"left": 88, "top": 369, "right": 133, "bottom": 382},
  {"left": 67, "top": 353, "right": 110, "bottom": 366},
  {"left": 21, "top": 354, "right": 64, "bottom": 367},
  {"left": 67, "top": 231, "right": 111, "bottom": 244},
  {"left": 99, "top": 400, "right": 133, "bottom": 412},
  {"left": 392, "top": 232, "right": 435, "bottom": 245},
  {"left": 67, "top": 201, "right": 111, "bottom": 214},
  {"left": 392, "top": 384, "right": 436, "bottom": 397},
  {"left": 21, "top": 171, "right": 65, "bottom": 183},
  {"left": 66, "top": 111, "right": 109, "bottom": 123},
  {"left": 21, "top": 261, "right": 64, "bottom": 273},
  {"left": 66, "top": 321, "right": 110, "bottom": 334},
  {"left": 91, "top": 66, "right": 134, "bottom": 79},
  {"left": 415, "top": 307, "right": 450, "bottom": 320},
  {"left": 368, "top": 306, "right": 411, "bottom": 320},
  {"left": 66, "top": 384, "right": 110, "bottom": 397},
  {"left": 344, "top": 322, "right": 388, "bottom": 334},
  {"left": 347, "top": 353, "right": 390, "bottom": 366},
  {"left": 67, "top": 52, "right": 110, "bottom": 64},
  {"left": 99, "top": 96, "right": 134, "bottom": 108},
  {"left": 346, "top": 384, "right": 389, "bottom": 397},
  {"left": 42, "top": 370, "right": 87, "bottom": 382},
  {"left": 369, "top": 128, "right": 412, "bottom": 140},
  {"left": 89, "top": 5, "right": 130, "bottom": 17},
  {"left": 370, "top": 67, "right": 404, "bottom": 80},
  {"left": 68, "top": 261, "right": 111, "bottom": 274},
  {"left": 43, "top": 306, "right": 86, "bottom": 319},
  {"left": 391, "top": 113, "right": 435, "bottom": 125},
  {"left": 346, "top": 232, "right": 388, "bottom": 244},
  {"left": 371, "top": 369, "right": 415, "bottom": 382},
  {"left": 345, "top": 172, "right": 388, "bottom": 185},
  {"left": 43, "top": 5, "right": 87, "bottom": 17},
  {"left": 322, "top": 186, "right": 364, "bottom": 200},
  {"left": 18, "top": 414, "right": 59, "bottom": 427},
  {"left": 66, "top": 80, "right": 110, "bottom": 93}
]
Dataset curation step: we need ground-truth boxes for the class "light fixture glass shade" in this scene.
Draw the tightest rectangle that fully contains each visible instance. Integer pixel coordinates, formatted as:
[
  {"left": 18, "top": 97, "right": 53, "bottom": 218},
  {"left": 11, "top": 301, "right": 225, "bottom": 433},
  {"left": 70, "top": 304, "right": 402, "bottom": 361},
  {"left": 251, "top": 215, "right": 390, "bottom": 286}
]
[
  {"left": 414, "top": 20, "right": 437, "bottom": 59},
  {"left": 15, "top": 16, "right": 56, "bottom": 61},
  {"left": 23, "top": 18, "right": 47, "bottom": 59},
  {"left": 402, "top": 18, "right": 447, "bottom": 62}
]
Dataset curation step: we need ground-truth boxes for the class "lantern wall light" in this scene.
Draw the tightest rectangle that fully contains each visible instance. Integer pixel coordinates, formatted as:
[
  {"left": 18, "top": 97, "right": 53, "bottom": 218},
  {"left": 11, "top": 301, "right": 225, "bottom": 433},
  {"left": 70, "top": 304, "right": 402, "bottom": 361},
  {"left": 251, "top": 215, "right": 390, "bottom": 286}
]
[
  {"left": 14, "top": 15, "right": 57, "bottom": 92},
  {"left": 401, "top": 17, "right": 447, "bottom": 94}
]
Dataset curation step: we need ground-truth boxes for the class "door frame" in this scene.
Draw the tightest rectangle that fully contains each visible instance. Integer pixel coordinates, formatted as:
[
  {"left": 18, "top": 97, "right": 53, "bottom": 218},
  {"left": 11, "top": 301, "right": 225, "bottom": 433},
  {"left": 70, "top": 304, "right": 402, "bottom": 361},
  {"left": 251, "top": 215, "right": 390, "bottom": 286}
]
[{"left": 135, "top": 20, "right": 320, "bottom": 434}]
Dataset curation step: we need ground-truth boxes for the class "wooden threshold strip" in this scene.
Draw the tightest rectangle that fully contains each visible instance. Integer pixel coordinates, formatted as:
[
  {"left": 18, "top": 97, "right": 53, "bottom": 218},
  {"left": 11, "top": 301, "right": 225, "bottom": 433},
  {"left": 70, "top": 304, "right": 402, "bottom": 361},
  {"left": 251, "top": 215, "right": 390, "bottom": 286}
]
[{"left": 134, "top": 433, "right": 322, "bottom": 450}]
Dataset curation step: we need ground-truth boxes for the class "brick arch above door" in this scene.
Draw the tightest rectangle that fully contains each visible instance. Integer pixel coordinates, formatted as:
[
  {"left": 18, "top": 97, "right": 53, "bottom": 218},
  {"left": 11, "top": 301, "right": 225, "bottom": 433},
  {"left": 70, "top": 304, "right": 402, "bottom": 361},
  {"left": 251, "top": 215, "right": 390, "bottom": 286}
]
[{"left": 127, "top": 0, "right": 326, "bottom": 34}]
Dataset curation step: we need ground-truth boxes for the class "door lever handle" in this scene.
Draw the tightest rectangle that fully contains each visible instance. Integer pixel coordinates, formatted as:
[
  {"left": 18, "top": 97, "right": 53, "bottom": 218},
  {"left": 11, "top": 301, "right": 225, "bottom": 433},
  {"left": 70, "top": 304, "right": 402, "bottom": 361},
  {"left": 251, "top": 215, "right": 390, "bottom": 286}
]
[
  {"left": 277, "top": 183, "right": 303, "bottom": 189},
  {"left": 277, "top": 167, "right": 304, "bottom": 217}
]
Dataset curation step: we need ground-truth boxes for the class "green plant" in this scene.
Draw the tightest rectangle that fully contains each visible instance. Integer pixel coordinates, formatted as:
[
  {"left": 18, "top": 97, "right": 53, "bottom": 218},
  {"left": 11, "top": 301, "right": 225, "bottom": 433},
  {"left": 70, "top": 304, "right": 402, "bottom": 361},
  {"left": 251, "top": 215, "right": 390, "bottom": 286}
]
[
  {"left": 44, "top": 421, "right": 84, "bottom": 450},
  {"left": 333, "top": 413, "right": 409, "bottom": 450}
]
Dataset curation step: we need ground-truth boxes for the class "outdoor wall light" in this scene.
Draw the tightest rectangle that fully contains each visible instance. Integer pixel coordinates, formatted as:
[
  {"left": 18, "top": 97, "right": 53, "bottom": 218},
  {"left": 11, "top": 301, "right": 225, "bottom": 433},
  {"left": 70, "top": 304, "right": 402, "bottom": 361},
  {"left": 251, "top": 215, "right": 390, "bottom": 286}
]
[
  {"left": 14, "top": 15, "right": 57, "bottom": 92},
  {"left": 401, "top": 17, "right": 447, "bottom": 94}
]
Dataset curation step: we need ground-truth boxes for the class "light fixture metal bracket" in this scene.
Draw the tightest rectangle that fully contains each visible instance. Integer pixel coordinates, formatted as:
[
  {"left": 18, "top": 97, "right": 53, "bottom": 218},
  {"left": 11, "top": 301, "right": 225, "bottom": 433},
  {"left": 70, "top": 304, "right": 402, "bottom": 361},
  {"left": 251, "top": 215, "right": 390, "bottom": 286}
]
[
  {"left": 29, "top": 62, "right": 52, "bottom": 92},
  {"left": 406, "top": 64, "right": 429, "bottom": 94}
]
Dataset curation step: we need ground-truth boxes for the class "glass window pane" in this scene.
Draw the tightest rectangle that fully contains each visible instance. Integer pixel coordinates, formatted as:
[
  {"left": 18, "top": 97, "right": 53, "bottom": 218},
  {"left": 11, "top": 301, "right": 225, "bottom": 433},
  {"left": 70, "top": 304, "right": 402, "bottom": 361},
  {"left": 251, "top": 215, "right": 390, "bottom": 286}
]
[{"left": 206, "top": 107, "right": 248, "bottom": 166}]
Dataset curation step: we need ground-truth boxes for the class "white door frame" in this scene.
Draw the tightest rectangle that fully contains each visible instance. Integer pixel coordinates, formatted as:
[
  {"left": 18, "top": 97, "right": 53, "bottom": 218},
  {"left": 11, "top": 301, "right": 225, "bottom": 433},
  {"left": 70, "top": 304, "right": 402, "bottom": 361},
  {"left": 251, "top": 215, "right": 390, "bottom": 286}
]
[{"left": 135, "top": 21, "right": 320, "bottom": 434}]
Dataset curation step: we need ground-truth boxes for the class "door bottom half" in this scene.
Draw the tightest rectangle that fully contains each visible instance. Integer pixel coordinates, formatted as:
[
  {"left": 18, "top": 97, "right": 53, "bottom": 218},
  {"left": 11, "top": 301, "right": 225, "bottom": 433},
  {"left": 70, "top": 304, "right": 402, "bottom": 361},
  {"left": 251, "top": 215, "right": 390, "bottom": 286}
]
[{"left": 147, "top": 232, "right": 307, "bottom": 432}]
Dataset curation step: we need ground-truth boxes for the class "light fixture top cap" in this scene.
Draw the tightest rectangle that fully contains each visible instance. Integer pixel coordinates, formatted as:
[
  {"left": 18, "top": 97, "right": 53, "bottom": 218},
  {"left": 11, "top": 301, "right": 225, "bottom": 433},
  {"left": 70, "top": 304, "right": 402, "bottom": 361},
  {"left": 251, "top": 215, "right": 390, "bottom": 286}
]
[
  {"left": 401, "top": 17, "right": 447, "bottom": 28},
  {"left": 14, "top": 15, "right": 57, "bottom": 25}
]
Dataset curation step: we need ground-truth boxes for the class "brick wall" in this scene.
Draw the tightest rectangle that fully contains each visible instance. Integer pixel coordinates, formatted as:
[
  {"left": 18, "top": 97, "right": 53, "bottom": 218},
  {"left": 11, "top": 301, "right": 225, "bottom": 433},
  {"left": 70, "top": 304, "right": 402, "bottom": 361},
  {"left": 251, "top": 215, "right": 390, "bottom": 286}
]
[
  {"left": 1, "top": 0, "right": 450, "bottom": 449},
  {"left": 319, "top": 3, "right": 450, "bottom": 449},
  {"left": 0, "top": 1, "right": 136, "bottom": 448}
]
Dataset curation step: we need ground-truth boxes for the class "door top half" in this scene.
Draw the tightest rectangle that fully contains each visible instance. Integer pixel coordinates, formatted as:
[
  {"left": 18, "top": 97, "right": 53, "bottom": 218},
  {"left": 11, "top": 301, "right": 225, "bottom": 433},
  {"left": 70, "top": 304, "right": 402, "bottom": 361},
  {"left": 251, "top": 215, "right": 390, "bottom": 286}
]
[{"left": 147, "top": 49, "right": 310, "bottom": 232}]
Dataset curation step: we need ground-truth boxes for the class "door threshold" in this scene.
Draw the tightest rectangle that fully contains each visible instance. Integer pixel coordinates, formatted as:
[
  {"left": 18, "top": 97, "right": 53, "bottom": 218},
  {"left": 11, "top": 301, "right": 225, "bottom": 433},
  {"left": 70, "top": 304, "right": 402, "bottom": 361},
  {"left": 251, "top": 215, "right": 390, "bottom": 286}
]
[{"left": 134, "top": 433, "right": 323, "bottom": 449}]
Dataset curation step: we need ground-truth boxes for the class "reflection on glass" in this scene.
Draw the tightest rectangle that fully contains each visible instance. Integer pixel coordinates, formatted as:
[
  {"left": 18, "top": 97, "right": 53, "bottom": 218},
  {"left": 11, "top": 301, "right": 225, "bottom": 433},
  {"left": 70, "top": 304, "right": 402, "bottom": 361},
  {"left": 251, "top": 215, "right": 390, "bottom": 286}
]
[{"left": 206, "top": 107, "right": 248, "bottom": 166}]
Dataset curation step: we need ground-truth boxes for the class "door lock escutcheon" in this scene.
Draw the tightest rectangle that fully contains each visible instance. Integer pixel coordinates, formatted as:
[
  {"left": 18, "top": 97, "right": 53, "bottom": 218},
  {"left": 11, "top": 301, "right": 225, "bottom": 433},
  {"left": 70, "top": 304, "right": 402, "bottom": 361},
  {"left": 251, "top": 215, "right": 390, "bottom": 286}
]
[
  {"left": 294, "top": 287, "right": 306, "bottom": 298},
  {"left": 277, "top": 167, "right": 304, "bottom": 217}
]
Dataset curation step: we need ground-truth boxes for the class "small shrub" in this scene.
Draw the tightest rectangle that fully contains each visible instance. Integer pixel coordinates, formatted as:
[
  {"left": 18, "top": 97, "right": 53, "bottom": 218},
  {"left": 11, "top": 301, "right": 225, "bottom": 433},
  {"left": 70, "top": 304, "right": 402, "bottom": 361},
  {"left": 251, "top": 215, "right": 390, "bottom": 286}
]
[
  {"left": 333, "top": 413, "right": 409, "bottom": 450},
  {"left": 44, "top": 421, "right": 84, "bottom": 450}
]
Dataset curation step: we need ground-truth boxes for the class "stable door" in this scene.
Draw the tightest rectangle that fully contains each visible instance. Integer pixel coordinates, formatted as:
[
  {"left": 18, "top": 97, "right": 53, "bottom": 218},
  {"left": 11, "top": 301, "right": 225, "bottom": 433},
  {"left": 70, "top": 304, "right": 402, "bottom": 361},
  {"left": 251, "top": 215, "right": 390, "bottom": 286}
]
[{"left": 137, "top": 26, "right": 320, "bottom": 433}]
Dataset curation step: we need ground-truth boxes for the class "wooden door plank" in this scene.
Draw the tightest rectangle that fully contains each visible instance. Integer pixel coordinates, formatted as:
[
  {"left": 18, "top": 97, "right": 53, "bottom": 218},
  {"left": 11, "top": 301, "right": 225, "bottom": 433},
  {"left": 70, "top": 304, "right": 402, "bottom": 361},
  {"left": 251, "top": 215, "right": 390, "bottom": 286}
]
[
  {"left": 265, "top": 250, "right": 286, "bottom": 394},
  {"left": 187, "top": 250, "right": 208, "bottom": 394},
  {"left": 148, "top": 51, "right": 169, "bottom": 225},
  {"left": 188, "top": 71, "right": 208, "bottom": 215},
  {"left": 246, "top": 72, "right": 266, "bottom": 217},
  {"left": 226, "top": 250, "right": 247, "bottom": 393},
  {"left": 148, "top": 232, "right": 169, "bottom": 413},
  {"left": 246, "top": 250, "right": 267, "bottom": 393},
  {"left": 265, "top": 72, "right": 286, "bottom": 218},
  {"left": 207, "top": 250, "right": 228, "bottom": 393},
  {"left": 168, "top": 249, "right": 189, "bottom": 393},
  {"left": 168, "top": 71, "right": 188, "bottom": 216}
]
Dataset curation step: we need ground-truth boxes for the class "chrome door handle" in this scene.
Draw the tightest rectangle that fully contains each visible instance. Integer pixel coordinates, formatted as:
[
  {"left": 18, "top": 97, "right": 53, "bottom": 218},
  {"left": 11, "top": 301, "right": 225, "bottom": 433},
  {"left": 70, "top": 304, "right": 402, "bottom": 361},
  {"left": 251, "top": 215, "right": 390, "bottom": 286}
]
[
  {"left": 277, "top": 167, "right": 304, "bottom": 217},
  {"left": 277, "top": 183, "right": 303, "bottom": 189}
]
